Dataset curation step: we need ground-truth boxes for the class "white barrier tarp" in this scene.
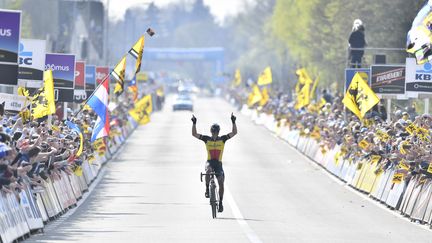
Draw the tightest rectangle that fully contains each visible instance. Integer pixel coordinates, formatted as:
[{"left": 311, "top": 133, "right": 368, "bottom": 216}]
[{"left": 19, "top": 188, "right": 43, "bottom": 230}]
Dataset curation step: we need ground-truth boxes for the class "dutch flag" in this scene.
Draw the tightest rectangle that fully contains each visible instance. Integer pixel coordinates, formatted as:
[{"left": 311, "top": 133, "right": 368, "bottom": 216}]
[{"left": 87, "top": 76, "right": 110, "bottom": 142}]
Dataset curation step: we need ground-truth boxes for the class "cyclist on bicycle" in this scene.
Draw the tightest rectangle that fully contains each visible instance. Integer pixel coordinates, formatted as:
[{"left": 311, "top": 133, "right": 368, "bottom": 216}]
[{"left": 191, "top": 113, "right": 237, "bottom": 212}]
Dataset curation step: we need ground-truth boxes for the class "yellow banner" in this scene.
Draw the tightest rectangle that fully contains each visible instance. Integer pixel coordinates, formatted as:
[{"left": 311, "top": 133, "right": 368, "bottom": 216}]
[
  {"left": 374, "top": 167, "right": 384, "bottom": 176},
  {"left": 129, "top": 95, "right": 152, "bottom": 125},
  {"left": 113, "top": 56, "right": 127, "bottom": 94},
  {"left": 358, "top": 140, "right": 370, "bottom": 150},
  {"left": 234, "top": 69, "right": 242, "bottom": 87},
  {"left": 129, "top": 35, "right": 145, "bottom": 74},
  {"left": 392, "top": 173, "right": 404, "bottom": 184},
  {"left": 32, "top": 70, "right": 56, "bottom": 119},
  {"left": 259, "top": 87, "right": 269, "bottom": 106},
  {"left": 376, "top": 130, "right": 390, "bottom": 142},
  {"left": 257, "top": 67, "right": 272, "bottom": 86},
  {"left": 427, "top": 163, "right": 432, "bottom": 174},
  {"left": 370, "top": 155, "right": 381, "bottom": 164},
  {"left": 342, "top": 73, "right": 380, "bottom": 119},
  {"left": 405, "top": 123, "right": 418, "bottom": 134},
  {"left": 247, "top": 85, "right": 262, "bottom": 107},
  {"left": 398, "top": 160, "right": 410, "bottom": 171}
]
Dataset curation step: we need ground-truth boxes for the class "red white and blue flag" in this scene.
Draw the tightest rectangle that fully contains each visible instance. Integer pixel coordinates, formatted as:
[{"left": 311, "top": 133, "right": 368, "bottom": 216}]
[{"left": 87, "top": 76, "right": 110, "bottom": 142}]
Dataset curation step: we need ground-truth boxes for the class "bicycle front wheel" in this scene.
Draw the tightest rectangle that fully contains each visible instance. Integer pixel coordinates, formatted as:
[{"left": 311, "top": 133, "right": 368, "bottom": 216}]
[{"left": 211, "top": 202, "right": 217, "bottom": 218}]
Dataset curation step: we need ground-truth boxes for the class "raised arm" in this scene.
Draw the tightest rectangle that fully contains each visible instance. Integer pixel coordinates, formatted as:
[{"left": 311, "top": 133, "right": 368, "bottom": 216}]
[
  {"left": 191, "top": 115, "right": 201, "bottom": 139},
  {"left": 228, "top": 113, "right": 237, "bottom": 138}
]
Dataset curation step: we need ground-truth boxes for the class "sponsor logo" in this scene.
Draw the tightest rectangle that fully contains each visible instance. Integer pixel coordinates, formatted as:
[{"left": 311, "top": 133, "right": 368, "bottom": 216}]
[
  {"left": 9, "top": 101, "right": 22, "bottom": 108},
  {"left": 96, "top": 72, "right": 107, "bottom": 80},
  {"left": 45, "top": 64, "right": 70, "bottom": 72},
  {"left": 0, "top": 28, "right": 12, "bottom": 37},
  {"left": 374, "top": 68, "right": 404, "bottom": 85},
  {"left": 18, "top": 42, "right": 33, "bottom": 65},
  {"left": 415, "top": 62, "right": 432, "bottom": 81}
]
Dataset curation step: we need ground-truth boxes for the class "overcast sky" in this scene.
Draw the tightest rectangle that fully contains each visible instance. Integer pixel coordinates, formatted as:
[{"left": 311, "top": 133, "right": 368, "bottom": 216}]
[{"left": 104, "top": 0, "right": 254, "bottom": 22}]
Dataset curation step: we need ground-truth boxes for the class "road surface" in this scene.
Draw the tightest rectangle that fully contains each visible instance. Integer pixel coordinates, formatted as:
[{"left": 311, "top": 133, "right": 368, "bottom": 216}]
[{"left": 28, "top": 97, "right": 432, "bottom": 243}]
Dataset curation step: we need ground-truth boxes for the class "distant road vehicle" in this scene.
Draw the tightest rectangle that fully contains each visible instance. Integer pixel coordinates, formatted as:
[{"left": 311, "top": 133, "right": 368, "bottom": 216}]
[{"left": 173, "top": 95, "right": 193, "bottom": 111}]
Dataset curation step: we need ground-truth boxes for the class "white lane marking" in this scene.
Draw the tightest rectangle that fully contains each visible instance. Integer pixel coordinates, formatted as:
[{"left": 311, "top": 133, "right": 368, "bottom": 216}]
[{"left": 225, "top": 186, "right": 263, "bottom": 243}]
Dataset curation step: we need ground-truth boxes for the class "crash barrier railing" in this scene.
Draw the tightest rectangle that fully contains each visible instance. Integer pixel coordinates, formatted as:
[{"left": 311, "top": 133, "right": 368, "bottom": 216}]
[
  {"left": 242, "top": 105, "right": 432, "bottom": 227},
  {"left": 0, "top": 116, "right": 139, "bottom": 243}
]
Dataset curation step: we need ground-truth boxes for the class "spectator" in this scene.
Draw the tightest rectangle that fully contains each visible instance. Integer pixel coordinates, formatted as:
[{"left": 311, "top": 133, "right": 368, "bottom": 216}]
[
  {"left": 348, "top": 19, "right": 366, "bottom": 68},
  {"left": 322, "top": 89, "right": 333, "bottom": 104}
]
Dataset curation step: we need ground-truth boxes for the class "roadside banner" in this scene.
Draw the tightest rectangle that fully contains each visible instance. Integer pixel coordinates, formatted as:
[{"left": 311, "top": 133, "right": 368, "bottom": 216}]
[
  {"left": 406, "top": 57, "right": 432, "bottom": 97},
  {"left": 74, "top": 61, "right": 85, "bottom": 90},
  {"left": 96, "top": 66, "right": 109, "bottom": 85},
  {"left": 370, "top": 65, "right": 405, "bottom": 96},
  {"left": 0, "top": 10, "right": 21, "bottom": 85},
  {"left": 345, "top": 68, "right": 370, "bottom": 92},
  {"left": 45, "top": 53, "right": 75, "bottom": 102},
  {"left": 18, "top": 39, "right": 46, "bottom": 88},
  {"left": 85, "top": 65, "right": 96, "bottom": 91},
  {"left": 74, "top": 61, "right": 86, "bottom": 103},
  {"left": 0, "top": 93, "right": 26, "bottom": 111}
]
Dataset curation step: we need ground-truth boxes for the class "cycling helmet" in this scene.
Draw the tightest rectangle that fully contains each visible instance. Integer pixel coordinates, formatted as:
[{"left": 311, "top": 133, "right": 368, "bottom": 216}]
[{"left": 210, "top": 124, "right": 220, "bottom": 133}]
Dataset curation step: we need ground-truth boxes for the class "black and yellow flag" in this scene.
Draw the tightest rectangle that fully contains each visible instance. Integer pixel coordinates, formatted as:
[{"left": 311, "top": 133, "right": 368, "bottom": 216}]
[
  {"left": 129, "top": 95, "right": 152, "bottom": 125},
  {"left": 247, "top": 85, "right": 262, "bottom": 107},
  {"left": 112, "top": 56, "right": 127, "bottom": 95},
  {"left": 128, "top": 35, "right": 145, "bottom": 74},
  {"left": 310, "top": 76, "right": 320, "bottom": 99},
  {"left": 17, "top": 87, "right": 30, "bottom": 97},
  {"left": 257, "top": 67, "right": 272, "bottom": 86},
  {"left": 295, "top": 76, "right": 313, "bottom": 110},
  {"left": 342, "top": 73, "right": 380, "bottom": 119},
  {"left": 260, "top": 87, "right": 269, "bottom": 106},
  {"left": 234, "top": 69, "right": 242, "bottom": 87},
  {"left": 32, "top": 70, "right": 56, "bottom": 119},
  {"left": 295, "top": 68, "right": 313, "bottom": 94}
]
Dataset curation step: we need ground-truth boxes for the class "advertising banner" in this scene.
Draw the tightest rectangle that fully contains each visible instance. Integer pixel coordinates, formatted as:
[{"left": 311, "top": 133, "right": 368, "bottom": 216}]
[
  {"left": 45, "top": 53, "right": 75, "bottom": 89},
  {"left": 0, "top": 93, "right": 27, "bottom": 111},
  {"left": 85, "top": 65, "right": 96, "bottom": 91},
  {"left": 345, "top": 68, "right": 370, "bottom": 92},
  {"left": 406, "top": 58, "right": 432, "bottom": 97},
  {"left": 96, "top": 66, "right": 109, "bottom": 85},
  {"left": 370, "top": 65, "right": 405, "bottom": 95},
  {"left": 54, "top": 88, "right": 74, "bottom": 103},
  {"left": 74, "top": 61, "right": 85, "bottom": 90},
  {"left": 74, "top": 61, "right": 86, "bottom": 103},
  {"left": 18, "top": 39, "right": 46, "bottom": 87},
  {"left": 0, "top": 10, "right": 21, "bottom": 85}
]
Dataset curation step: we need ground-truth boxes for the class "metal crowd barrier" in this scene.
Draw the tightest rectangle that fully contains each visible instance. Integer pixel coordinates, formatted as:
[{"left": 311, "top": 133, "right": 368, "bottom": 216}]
[
  {"left": 241, "top": 105, "right": 432, "bottom": 227},
  {"left": 0, "top": 118, "right": 138, "bottom": 243}
]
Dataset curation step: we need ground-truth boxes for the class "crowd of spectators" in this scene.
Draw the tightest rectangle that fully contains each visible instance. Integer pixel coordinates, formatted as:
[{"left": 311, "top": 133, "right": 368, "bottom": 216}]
[
  {"left": 231, "top": 87, "right": 432, "bottom": 181},
  {"left": 0, "top": 101, "right": 130, "bottom": 201}
]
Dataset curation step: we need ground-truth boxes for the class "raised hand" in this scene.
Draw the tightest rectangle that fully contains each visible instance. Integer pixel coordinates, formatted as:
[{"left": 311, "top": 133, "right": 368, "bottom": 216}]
[
  {"left": 191, "top": 115, "right": 197, "bottom": 124},
  {"left": 231, "top": 112, "right": 236, "bottom": 123}
]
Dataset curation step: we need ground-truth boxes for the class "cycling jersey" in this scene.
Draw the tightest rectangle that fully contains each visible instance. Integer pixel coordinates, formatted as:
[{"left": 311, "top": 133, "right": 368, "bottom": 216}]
[{"left": 199, "top": 134, "right": 231, "bottom": 162}]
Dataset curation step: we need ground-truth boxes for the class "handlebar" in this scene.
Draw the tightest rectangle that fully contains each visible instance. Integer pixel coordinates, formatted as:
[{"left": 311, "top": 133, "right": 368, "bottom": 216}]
[{"left": 200, "top": 172, "right": 218, "bottom": 182}]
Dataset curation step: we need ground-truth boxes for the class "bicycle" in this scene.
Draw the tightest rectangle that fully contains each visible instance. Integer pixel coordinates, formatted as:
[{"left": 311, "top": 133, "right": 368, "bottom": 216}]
[{"left": 200, "top": 171, "right": 219, "bottom": 218}]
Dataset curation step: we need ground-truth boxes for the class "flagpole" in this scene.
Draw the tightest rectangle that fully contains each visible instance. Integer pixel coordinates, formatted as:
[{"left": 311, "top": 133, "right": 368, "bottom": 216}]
[{"left": 73, "top": 33, "right": 149, "bottom": 118}]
